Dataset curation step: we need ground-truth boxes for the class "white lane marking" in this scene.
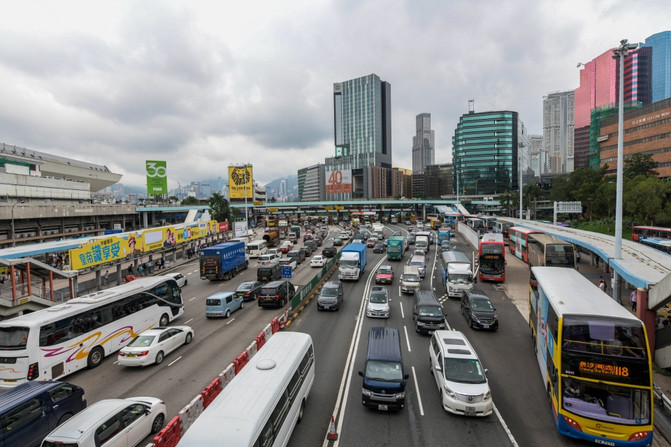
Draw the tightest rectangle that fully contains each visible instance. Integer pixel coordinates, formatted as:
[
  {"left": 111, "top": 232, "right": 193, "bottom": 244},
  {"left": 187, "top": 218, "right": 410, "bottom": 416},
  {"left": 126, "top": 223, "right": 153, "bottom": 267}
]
[
  {"left": 189, "top": 297, "right": 198, "bottom": 302},
  {"left": 168, "top": 356, "right": 182, "bottom": 367},
  {"left": 226, "top": 318, "right": 235, "bottom": 325},
  {"left": 494, "top": 403, "right": 520, "bottom": 446},
  {"left": 399, "top": 299, "right": 405, "bottom": 319},
  {"left": 411, "top": 366, "right": 425, "bottom": 416},
  {"left": 403, "top": 326, "right": 411, "bottom": 352},
  {"left": 183, "top": 318, "right": 193, "bottom": 325}
]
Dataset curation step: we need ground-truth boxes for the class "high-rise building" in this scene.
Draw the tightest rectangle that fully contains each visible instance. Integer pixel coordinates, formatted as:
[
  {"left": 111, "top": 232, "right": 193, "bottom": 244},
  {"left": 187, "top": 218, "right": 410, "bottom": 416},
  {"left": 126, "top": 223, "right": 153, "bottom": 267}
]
[
  {"left": 390, "top": 168, "right": 411, "bottom": 199},
  {"left": 542, "top": 91, "right": 574, "bottom": 173},
  {"left": 644, "top": 31, "right": 671, "bottom": 103},
  {"left": 297, "top": 164, "right": 325, "bottom": 201},
  {"left": 326, "top": 74, "right": 392, "bottom": 200},
  {"left": 424, "top": 164, "right": 453, "bottom": 199},
  {"left": 528, "top": 134, "right": 545, "bottom": 177},
  {"left": 412, "top": 113, "right": 435, "bottom": 174},
  {"left": 452, "top": 109, "right": 521, "bottom": 196}
]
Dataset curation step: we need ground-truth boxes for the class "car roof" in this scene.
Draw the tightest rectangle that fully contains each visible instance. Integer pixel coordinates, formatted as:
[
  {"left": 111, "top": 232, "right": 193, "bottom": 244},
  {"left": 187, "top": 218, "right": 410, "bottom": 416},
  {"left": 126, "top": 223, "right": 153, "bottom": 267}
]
[
  {"left": 0, "top": 381, "right": 67, "bottom": 409},
  {"left": 45, "top": 399, "right": 140, "bottom": 439},
  {"left": 207, "top": 291, "right": 236, "bottom": 299},
  {"left": 323, "top": 281, "right": 341, "bottom": 288},
  {"left": 432, "top": 330, "right": 478, "bottom": 359},
  {"left": 466, "top": 289, "right": 490, "bottom": 299}
]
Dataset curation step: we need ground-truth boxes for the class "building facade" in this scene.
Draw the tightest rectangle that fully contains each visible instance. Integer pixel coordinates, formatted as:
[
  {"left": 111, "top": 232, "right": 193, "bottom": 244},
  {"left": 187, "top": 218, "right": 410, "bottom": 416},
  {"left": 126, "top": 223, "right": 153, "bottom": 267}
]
[
  {"left": 598, "top": 97, "right": 671, "bottom": 178},
  {"left": 412, "top": 113, "right": 435, "bottom": 174},
  {"left": 644, "top": 31, "right": 671, "bottom": 103},
  {"left": 452, "top": 110, "right": 520, "bottom": 196},
  {"left": 390, "top": 167, "right": 411, "bottom": 199},
  {"left": 297, "top": 164, "right": 325, "bottom": 201},
  {"left": 424, "top": 164, "right": 453, "bottom": 199},
  {"left": 542, "top": 91, "right": 574, "bottom": 173}
]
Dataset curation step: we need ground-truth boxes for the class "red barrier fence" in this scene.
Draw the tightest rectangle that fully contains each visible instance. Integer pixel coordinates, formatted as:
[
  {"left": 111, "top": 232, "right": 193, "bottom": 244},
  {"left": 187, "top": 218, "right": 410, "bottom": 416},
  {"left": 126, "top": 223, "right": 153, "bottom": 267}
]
[
  {"left": 233, "top": 350, "right": 249, "bottom": 374},
  {"left": 153, "top": 416, "right": 182, "bottom": 447},
  {"left": 201, "top": 377, "right": 222, "bottom": 408},
  {"left": 270, "top": 316, "right": 280, "bottom": 333},
  {"left": 255, "top": 332, "right": 266, "bottom": 349}
]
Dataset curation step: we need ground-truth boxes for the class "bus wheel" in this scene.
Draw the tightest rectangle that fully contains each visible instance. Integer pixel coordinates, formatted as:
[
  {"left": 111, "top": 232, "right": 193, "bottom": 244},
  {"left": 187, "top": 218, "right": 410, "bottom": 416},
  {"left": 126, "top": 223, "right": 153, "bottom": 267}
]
[
  {"left": 297, "top": 399, "right": 305, "bottom": 423},
  {"left": 160, "top": 313, "right": 170, "bottom": 327},
  {"left": 87, "top": 346, "right": 104, "bottom": 369}
]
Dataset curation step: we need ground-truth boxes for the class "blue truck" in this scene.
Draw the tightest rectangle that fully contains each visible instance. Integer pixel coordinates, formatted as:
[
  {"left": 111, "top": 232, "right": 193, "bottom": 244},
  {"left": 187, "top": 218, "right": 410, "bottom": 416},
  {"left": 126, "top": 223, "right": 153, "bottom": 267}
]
[
  {"left": 338, "top": 243, "right": 367, "bottom": 281},
  {"left": 437, "top": 227, "right": 451, "bottom": 244},
  {"left": 200, "top": 241, "right": 248, "bottom": 280}
]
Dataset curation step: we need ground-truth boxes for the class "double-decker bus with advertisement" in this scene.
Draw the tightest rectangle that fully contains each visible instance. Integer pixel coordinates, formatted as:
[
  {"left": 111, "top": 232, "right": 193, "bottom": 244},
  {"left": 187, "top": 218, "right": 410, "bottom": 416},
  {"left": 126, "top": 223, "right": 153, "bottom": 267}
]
[
  {"left": 508, "top": 226, "right": 542, "bottom": 263},
  {"left": 478, "top": 233, "right": 505, "bottom": 282},
  {"left": 529, "top": 267, "right": 653, "bottom": 446},
  {"left": 632, "top": 225, "right": 671, "bottom": 242},
  {"left": 0, "top": 276, "right": 184, "bottom": 387},
  {"left": 527, "top": 234, "right": 576, "bottom": 287}
]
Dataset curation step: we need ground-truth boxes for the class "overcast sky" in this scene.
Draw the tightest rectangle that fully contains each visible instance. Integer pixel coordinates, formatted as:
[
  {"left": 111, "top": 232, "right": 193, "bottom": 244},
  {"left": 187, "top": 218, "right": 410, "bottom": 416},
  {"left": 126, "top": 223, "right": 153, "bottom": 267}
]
[{"left": 1, "top": 0, "right": 669, "bottom": 190}]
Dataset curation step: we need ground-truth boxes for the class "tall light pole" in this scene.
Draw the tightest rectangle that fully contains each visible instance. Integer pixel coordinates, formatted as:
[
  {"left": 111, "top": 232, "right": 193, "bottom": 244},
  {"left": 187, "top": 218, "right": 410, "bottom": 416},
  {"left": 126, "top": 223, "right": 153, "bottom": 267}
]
[
  {"left": 11, "top": 199, "right": 25, "bottom": 247},
  {"left": 518, "top": 142, "right": 524, "bottom": 223}
]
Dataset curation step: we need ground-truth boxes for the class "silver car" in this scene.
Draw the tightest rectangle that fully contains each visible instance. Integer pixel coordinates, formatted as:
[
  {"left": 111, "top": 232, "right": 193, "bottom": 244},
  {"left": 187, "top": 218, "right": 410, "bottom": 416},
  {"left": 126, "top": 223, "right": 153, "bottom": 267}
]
[{"left": 366, "top": 286, "right": 390, "bottom": 318}]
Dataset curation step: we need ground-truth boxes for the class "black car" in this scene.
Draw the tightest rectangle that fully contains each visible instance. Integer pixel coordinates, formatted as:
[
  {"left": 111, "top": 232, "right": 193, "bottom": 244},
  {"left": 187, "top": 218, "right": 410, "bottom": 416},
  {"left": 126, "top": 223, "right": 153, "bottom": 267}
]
[
  {"left": 235, "top": 280, "right": 263, "bottom": 301},
  {"left": 333, "top": 237, "right": 344, "bottom": 246},
  {"left": 373, "top": 242, "right": 385, "bottom": 253},
  {"left": 461, "top": 289, "right": 499, "bottom": 330},
  {"left": 406, "top": 234, "right": 415, "bottom": 245},
  {"left": 323, "top": 245, "right": 337, "bottom": 258}
]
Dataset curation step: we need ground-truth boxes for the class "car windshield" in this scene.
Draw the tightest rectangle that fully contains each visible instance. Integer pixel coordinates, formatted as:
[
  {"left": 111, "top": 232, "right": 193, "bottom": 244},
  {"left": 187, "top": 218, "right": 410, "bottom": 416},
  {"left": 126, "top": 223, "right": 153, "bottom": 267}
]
[
  {"left": 128, "top": 335, "right": 155, "bottom": 347},
  {"left": 471, "top": 298, "right": 494, "bottom": 312},
  {"left": 237, "top": 283, "right": 252, "bottom": 291},
  {"left": 404, "top": 274, "right": 420, "bottom": 282},
  {"left": 365, "top": 360, "right": 404, "bottom": 382},
  {"left": 449, "top": 274, "right": 472, "bottom": 284},
  {"left": 443, "top": 358, "right": 487, "bottom": 384},
  {"left": 321, "top": 287, "right": 338, "bottom": 297},
  {"left": 419, "top": 305, "right": 443, "bottom": 317},
  {"left": 378, "top": 267, "right": 392, "bottom": 274},
  {"left": 369, "top": 292, "right": 388, "bottom": 303}
]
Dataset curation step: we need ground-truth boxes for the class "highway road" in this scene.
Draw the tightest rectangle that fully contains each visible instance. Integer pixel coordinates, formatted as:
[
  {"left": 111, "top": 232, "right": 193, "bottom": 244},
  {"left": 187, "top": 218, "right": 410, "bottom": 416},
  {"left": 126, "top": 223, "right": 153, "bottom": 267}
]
[{"left": 49, "top": 224, "right": 590, "bottom": 446}]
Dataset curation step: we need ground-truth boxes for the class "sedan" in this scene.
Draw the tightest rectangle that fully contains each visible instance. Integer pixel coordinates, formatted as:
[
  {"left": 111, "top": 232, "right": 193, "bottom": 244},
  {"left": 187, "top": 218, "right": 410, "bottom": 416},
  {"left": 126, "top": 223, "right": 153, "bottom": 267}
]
[
  {"left": 373, "top": 242, "right": 386, "bottom": 253},
  {"left": 235, "top": 280, "right": 263, "bottom": 301},
  {"left": 322, "top": 245, "right": 337, "bottom": 258},
  {"left": 375, "top": 265, "right": 394, "bottom": 284},
  {"left": 118, "top": 326, "right": 194, "bottom": 366},
  {"left": 280, "top": 242, "right": 293, "bottom": 253},
  {"left": 163, "top": 272, "right": 187, "bottom": 287},
  {"left": 333, "top": 237, "right": 344, "bottom": 246},
  {"left": 311, "top": 255, "right": 326, "bottom": 268}
]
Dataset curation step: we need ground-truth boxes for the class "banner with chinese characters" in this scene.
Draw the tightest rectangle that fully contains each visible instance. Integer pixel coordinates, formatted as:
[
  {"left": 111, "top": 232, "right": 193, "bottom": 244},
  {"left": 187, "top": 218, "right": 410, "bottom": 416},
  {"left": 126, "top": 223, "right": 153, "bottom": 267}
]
[{"left": 69, "top": 236, "right": 128, "bottom": 270}]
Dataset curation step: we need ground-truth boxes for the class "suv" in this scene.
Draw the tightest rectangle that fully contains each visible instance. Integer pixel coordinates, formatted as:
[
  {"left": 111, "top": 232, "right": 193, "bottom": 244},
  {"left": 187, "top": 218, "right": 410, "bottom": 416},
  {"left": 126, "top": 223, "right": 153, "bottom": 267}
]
[
  {"left": 429, "top": 330, "right": 493, "bottom": 416},
  {"left": 461, "top": 289, "right": 499, "bottom": 330},
  {"left": 257, "top": 253, "right": 279, "bottom": 266},
  {"left": 286, "top": 249, "right": 305, "bottom": 264},
  {"left": 317, "top": 280, "right": 344, "bottom": 311},
  {"left": 366, "top": 286, "right": 390, "bottom": 318},
  {"left": 257, "top": 280, "right": 296, "bottom": 308},
  {"left": 257, "top": 260, "right": 282, "bottom": 282},
  {"left": 412, "top": 290, "right": 447, "bottom": 334},
  {"left": 322, "top": 245, "right": 337, "bottom": 258}
]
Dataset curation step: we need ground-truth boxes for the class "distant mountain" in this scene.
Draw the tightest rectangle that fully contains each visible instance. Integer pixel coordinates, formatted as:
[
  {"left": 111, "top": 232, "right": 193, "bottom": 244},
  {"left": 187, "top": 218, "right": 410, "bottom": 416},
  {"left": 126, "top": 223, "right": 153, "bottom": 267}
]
[{"left": 264, "top": 175, "right": 298, "bottom": 201}]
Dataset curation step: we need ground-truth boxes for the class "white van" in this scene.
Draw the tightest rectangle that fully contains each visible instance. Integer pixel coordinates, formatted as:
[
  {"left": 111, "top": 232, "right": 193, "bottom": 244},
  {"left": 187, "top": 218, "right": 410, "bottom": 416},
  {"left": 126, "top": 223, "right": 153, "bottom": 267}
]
[{"left": 429, "top": 330, "right": 493, "bottom": 417}]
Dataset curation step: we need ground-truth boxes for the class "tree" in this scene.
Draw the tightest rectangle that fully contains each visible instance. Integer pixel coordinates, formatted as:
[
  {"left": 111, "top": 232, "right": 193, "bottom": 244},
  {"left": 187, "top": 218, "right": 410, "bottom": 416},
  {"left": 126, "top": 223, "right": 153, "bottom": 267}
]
[
  {"left": 624, "top": 153, "right": 658, "bottom": 179},
  {"left": 208, "top": 192, "right": 231, "bottom": 222},
  {"left": 181, "top": 196, "right": 200, "bottom": 205},
  {"left": 624, "top": 176, "right": 669, "bottom": 225}
]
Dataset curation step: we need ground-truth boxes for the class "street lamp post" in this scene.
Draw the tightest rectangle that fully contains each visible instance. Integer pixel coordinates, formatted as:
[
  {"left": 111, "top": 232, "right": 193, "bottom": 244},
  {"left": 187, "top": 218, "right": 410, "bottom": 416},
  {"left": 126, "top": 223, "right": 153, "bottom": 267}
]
[
  {"left": 611, "top": 38, "right": 637, "bottom": 303},
  {"left": 11, "top": 199, "right": 25, "bottom": 247}
]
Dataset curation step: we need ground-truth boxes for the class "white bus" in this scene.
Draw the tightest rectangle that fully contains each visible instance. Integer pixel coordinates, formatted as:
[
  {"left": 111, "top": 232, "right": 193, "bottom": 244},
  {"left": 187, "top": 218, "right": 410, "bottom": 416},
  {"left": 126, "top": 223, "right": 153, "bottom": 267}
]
[
  {"left": 178, "top": 332, "right": 315, "bottom": 447},
  {"left": 247, "top": 240, "right": 268, "bottom": 258},
  {"left": 0, "top": 276, "right": 184, "bottom": 387}
]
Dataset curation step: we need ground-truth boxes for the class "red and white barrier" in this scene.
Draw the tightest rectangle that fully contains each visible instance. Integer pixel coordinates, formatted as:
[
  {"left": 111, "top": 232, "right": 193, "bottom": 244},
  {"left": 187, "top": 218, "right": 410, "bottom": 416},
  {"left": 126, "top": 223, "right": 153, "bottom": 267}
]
[
  {"left": 178, "top": 395, "right": 204, "bottom": 434},
  {"left": 153, "top": 416, "right": 182, "bottom": 447}
]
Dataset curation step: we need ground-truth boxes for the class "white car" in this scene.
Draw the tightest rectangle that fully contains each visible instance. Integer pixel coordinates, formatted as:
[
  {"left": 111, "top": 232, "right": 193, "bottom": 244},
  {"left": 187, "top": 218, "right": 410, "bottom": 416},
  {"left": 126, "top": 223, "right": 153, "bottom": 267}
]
[
  {"left": 164, "top": 272, "right": 187, "bottom": 287},
  {"left": 310, "top": 255, "right": 326, "bottom": 268},
  {"left": 258, "top": 253, "right": 280, "bottom": 266},
  {"left": 279, "top": 257, "right": 297, "bottom": 270},
  {"left": 41, "top": 397, "right": 166, "bottom": 447},
  {"left": 118, "top": 326, "right": 194, "bottom": 367}
]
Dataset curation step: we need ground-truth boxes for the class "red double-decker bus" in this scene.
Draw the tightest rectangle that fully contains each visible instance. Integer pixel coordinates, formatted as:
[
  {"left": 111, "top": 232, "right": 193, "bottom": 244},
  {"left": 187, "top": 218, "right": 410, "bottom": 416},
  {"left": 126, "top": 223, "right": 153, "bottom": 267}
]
[
  {"left": 632, "top": 225, "right": 671, "bottom": 241},
  {"left": 508, "top": 226, "right": 542, "bottom": 263},
  {"left": 478, "top": 233, "right": 505, "bottom": 282}
]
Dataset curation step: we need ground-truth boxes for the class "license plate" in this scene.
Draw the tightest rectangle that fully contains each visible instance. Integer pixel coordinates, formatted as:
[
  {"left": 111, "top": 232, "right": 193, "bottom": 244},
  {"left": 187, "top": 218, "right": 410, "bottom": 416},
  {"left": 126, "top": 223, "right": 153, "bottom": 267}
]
[
  {"left": 465, "top": 406, "right": 475, "bottom": 416},
  {"left": 595, "top": 440, "right": 615, "bottom": 446},
  {"left": 483, "top": 324, "right": 490, "bottom": 329},
  {"left": 126, "top": 354, "right": 136, "bottom": 358},
  {"left": 378, "top": 404, "right": 388, "bottom": 411}
]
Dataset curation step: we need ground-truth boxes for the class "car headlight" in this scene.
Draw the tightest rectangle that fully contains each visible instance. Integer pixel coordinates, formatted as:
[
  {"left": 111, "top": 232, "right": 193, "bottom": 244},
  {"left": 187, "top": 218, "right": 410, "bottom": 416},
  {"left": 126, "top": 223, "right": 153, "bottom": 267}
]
[
  {"left": 472, "top": 314, "right": 481, "bottom": 323},
  {"left": 444, "top": 386, "right": 456, "bottom": 399},
  {"left": 383, "top": 305, "right": 390, "bottom": 313},
  {"left": 362, "top": 388, "right": 371, "bottom": 397},
  {"left": 484, "top": 391, "right": 491, "bottom": 400},
  {"left": 395, "top": 391, "right": 405, "bottom": 399}
]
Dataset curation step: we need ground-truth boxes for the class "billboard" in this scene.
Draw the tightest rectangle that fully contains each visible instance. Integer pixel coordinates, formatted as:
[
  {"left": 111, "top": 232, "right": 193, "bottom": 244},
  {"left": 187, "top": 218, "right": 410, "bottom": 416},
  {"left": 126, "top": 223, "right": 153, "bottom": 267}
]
[
  {"left": 325, "top": 169, "right": 352, "bottom": 194},
  {"left": 229, "top": 165, "right": 253, "bottom": 200},
  {"left": 146, "top": 160, "right": 168, "bottom": 195}
]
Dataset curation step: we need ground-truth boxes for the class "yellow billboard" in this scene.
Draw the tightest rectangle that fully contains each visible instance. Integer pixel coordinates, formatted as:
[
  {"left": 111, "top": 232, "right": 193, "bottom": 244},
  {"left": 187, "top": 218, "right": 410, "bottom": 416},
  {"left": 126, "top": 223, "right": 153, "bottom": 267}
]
[
  {"left": 229, "top": 165, "right": 253, "bottom": 200},
  {"left": 69, "top": 236, "right": 130, "bottom": 270}
]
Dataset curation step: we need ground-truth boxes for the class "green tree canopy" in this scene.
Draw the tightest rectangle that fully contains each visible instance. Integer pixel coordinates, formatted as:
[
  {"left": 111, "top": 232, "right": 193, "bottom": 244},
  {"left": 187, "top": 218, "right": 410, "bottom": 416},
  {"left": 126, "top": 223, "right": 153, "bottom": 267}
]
[
  {"left": 181, "top": 196, "right": 200, "bottom": 205},
  {"left": 208, "top": 192, "right": 231, "bottom": 222},
  {"left": 624, "top": 153, "right": 658, "bottom": 179}
]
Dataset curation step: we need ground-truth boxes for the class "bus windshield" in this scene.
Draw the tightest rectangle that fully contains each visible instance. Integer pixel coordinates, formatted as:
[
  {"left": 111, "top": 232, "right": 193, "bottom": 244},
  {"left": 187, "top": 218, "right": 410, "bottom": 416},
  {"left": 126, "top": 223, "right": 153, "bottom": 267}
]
[
  {"left": 562, "top": 317, "right": 647, "bottom": 360},
  {"left": 546, "top": 244, "right": 575, "bottom": 267},
  {"left": 0, "top": 327, "right": 30, "bottom": 349}
]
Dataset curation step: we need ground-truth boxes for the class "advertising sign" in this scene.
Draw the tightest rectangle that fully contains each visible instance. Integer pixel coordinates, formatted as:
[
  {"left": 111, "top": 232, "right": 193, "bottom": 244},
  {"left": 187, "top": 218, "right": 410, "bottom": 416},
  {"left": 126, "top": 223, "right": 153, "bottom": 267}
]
[
  {"left": 69, "top": 235, "right": 129, "bottom": 270},
  {"left": 234, "top": 221, "right": 248, "bottom": 238},
  {"left": 146, "top": 160, "right": 168, "bottom": 195},
  {"left": 229, "top": 165, "right": 253, "bottom": 200},
  {"left": 325, "top": 169, "right": 352, "bottom": 194}
]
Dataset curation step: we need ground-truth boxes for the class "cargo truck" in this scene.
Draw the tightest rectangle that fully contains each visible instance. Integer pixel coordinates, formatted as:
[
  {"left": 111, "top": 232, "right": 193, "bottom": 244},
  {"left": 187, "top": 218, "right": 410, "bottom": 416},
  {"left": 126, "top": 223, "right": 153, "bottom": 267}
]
[
  {"left": 338, "top": 243, "right": 367, "bottom": 281},
  {"left": 263, "top": 230, "right": 280, "bottom": 247},
  {"left": 200, "top": 241, "right": 249, "bottom": 280},
  {"left": 386, "top": 236, "right": 406, "bottom": 261},
  {"left": 437, "top": 227, "right": 451, "bottom": 244},
  {"left": 440, "top": 250, "right": 474, "bottom": 298}
]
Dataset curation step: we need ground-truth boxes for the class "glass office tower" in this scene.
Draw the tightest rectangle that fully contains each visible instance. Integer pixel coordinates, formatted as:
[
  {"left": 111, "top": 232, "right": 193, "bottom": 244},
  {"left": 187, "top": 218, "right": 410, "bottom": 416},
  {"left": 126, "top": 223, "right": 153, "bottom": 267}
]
[{"left": 645, "top": 31, "right": 671, "bottom": 103}]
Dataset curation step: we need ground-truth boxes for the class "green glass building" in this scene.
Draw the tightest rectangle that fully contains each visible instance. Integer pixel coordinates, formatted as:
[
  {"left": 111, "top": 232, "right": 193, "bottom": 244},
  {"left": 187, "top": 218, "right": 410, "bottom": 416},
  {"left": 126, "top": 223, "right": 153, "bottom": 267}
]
[{"left": 452, "top": 110, "right": 519, "bottom": 196}]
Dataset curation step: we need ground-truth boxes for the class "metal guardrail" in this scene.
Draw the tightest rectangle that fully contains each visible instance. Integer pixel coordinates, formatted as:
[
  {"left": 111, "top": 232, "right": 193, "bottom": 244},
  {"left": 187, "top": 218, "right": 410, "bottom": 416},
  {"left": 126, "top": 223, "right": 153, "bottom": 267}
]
[{"left": 653, "top": 384, "right": 671, "bottom": 444}]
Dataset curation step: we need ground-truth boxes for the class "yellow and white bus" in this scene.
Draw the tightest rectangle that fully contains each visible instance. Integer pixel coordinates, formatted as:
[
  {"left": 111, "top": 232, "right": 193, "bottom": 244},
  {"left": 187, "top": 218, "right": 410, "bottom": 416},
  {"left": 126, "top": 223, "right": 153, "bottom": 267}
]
[
  {"left": 530, "top": 267, "right": 653, "bottom": 446},
  {"left": 178, "top": 332, "right": 315, "bottom": 447},
  {"left": 0, "top": 276, "right": 184, "bottom": 386}
]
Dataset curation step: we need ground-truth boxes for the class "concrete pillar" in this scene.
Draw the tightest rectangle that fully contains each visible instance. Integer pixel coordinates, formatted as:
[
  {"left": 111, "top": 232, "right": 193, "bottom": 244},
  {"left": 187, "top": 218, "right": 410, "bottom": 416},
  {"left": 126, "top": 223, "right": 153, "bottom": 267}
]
[{"left": 637, "top": 289, "right": 657, "bottom": 358}]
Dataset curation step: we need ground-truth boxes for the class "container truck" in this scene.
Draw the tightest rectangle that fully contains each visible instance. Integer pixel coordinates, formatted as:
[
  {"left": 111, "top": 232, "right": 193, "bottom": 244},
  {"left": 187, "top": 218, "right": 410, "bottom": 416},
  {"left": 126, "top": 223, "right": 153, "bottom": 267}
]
[
  {"left": 338, "top": 243, "right": 367, "bottom": 281},
  {"left": 386, "top": 236, "right": 406, "bottom": 261},
  {"left": 200, "top": 241, "right": 248, "bottom": 280},
  {"left": 440, "top": 250, "right": 474, "bottom": 298}
]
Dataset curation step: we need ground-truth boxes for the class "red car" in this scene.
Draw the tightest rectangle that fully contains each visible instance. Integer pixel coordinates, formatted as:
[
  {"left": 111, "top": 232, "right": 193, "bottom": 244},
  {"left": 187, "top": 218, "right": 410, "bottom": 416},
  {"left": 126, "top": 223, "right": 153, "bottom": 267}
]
[
  {"left": 280, "top": 241, "right": 293, "bottom": 253},
  {"left": 366, "top": 238, "right": 378, "bottom": 248},
  {"left": 375, "top": 265, "right": 394, "bottom": 284}
]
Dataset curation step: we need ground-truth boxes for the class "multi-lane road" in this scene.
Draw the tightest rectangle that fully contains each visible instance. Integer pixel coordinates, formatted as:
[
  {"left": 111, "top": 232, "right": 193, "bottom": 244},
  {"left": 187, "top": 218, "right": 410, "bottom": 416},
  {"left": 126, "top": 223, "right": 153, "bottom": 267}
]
[{"left": 58, "top": 224, "right": 590, "bottom": 446}]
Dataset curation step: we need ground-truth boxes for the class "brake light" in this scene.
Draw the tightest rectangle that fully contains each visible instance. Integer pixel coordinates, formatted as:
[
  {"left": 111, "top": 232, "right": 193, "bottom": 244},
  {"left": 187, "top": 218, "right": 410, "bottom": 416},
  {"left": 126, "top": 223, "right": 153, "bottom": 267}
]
[
  {"left": 137, "top": 351, "right": 149, "bottom": 357},
  {"left": 274, "top": 295, "right": 280, "bottom": 300},
  {"left": 246, "top": 291, "right": 252, "bottom": 296},
  {"left": 628, "top": 431, "right": 651, "bottom": 441},
  {"left": 27, "top": 362, "right": 39, "bottom": 380},
  {"left": 562, "top": 415, "right": 582, "bottom": 432}
]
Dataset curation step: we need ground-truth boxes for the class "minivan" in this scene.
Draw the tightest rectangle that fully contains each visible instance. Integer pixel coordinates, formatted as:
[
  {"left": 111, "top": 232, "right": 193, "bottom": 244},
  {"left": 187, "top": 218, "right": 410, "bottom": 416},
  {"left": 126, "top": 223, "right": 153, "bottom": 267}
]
[
  {"left": 429, "top": 330, "right": 493, "bottom": 416},
  {"left": 461, "top": 289, "right": 499, "bottom": 330},
  {"left": 287, "top": 249, "right": 305, "bottom": 264},
  {"left": 317, "top": 280, "right": 344, "bottom": 311},
  {"left": 408, "top": 255, "right": 426, "bottom": 278},
  {"left": 257, "top": 260, "right": 282, "bottom": 282},
  {"left": 412, "top": 290, "right": 447, "bottom": 334},
  {"left": 257, "top": 280, "right": 296, "bottom": 308},
  {"left": 205, "top": 291, "right": 244, "bottom": 318},
  {"left": 0, "top": 381, "right": 86, "bottom": 447},
  {"left": 358, "top": 327, "right": 409, "bottom": 411}
]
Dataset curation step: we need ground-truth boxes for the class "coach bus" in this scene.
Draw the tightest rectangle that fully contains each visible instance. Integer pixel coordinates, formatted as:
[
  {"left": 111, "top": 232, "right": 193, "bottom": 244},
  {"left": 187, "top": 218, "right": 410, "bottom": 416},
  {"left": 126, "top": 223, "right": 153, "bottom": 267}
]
[
  {"left": 0, "top": 276, "right": 184, "bottom": 386},
  {"left": 493, "top": 220, "right": 513, "bottom": 245},
  {"left": 508, "top": 226, "right": 542, "bottom": 263},
  {"left": 178, "top": 332, "right": 315, "bottom": 447},
  {"left": 632, "top": 225, "right": 671, "bottom": 242},
  {"left": 478, "top": 233, "right": 505, "bottom": 282},
  {"left": 529, "top": 267, "right": 653, "bottom": 446},
  {"left": 527, "top": 234, "right": 576, "bottom": 287}
]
